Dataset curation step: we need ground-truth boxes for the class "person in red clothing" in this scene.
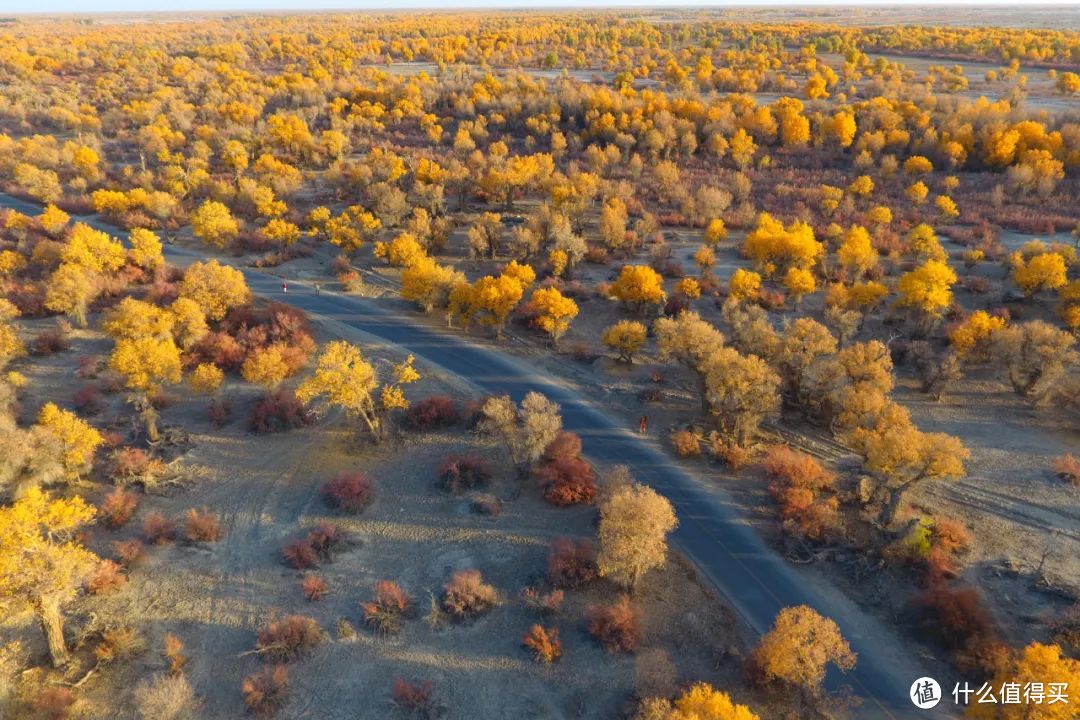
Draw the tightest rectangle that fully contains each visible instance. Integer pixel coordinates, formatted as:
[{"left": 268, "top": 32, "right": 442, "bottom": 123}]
[
  {"left": 638, "top": 415, "right": 648, "bottom": 435},
  {"left": 282, "top": 280, "right": 288, "bottom": 293}
]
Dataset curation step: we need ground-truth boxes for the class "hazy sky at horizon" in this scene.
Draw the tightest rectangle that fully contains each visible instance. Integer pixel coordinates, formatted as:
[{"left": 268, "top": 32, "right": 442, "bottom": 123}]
[{"left": 3, "top": 0, "right": 1077, "bottom": 15}]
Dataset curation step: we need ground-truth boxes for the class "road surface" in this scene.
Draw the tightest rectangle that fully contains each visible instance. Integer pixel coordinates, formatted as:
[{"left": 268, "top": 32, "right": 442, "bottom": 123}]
[{"left": 0, "top": 193, "right": 936, "bottom": 718}]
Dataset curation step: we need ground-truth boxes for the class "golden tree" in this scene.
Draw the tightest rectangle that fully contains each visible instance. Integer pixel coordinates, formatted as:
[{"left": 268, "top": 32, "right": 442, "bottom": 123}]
[
  {"left": 109, "top": 336, "right": 183, "bottom": 441},
  {"left": 896, "top": 260, "right": 957, "bottom": 321},
  {"left": 189, "top": 363, "right": 224, "bottom": 395},
  {"left": 400, "top": 257, "right": 465, "bottom": 314},
  {"left": 38, "top": 204, "right": 70, "bottom": 237},
  {"left": 968, "top": 643, "right": 1079, "bottom": 720},
  {"left": 179, "top": 260, "right": 251, "bottom": 321},
  {"left": 783, "top": 267, "right": 816, "bottom": 305},
  {"left": 949, "top": 311, "right": 1006, "bottom": 362},
  {"left": 102, "top": 297, "right": 174, "bottom": 340},
  {"left": 170, "top": 298, "right": 209, "bottom": 350},
  {"left": 703, "top": 348, "right": 781, "bottom": 443},
  {"left": 743, "top": 213, "right": 823, "bottom": 275},
  {"left": 190, "top": 200, "right": 240, "bottom": 248},
  {"left": 751, "top": 605, "right": 855, "bottom": 700},
  {"left": 530, "top": 287, "right": 579, "bottom": 345},
  {"left": 36, "top": 402, "right": 103, "bottom": 482},
  {"left": 836, "top": 225, "right": 878, "bottom": 279},
  {"left": 241, "top": 344, "right": 293, "bottom": 390},
  {"left": 666, "top": 682, "right": 760, "bottom": 720},
  {"left": 602, "top": 320, "right": 647, "bottom": 364},
  {"left": 128, "top": 228, "right": 164, "bottom": 270},
  {"left": 610, "top": 265, "right": 665, "bottom": 312},
  {"left": 0, "top": 488, "right": 98, "bottom": 667},
  {"left": 597, "top": 483, "right": 678, "bottom": 592},
  {"left": 728, "top": 268, "right": 762, "bottom": 301},
  {"left": 297, "top": 341, "right": 418, "bottom": 441},
  {"left": 62, "top": 223, "right": 126, "bottom": 274},
  {"left": 45, "top": 262, "right": 100, "bottom": 327},
  {"left": 1012, "top": 252, "right": 1067, "bottom": 298}
]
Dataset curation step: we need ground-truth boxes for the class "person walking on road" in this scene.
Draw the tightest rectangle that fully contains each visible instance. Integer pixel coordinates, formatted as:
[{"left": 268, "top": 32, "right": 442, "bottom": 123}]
[
  {"left": 282, "top": 280, "right": 288, "bottom": 293},
  {"left": 314, "top": 282, "right": 321, "bottom": 295},
  {"left": 638, "top": 415, "right": 648, "bottom": 435}
]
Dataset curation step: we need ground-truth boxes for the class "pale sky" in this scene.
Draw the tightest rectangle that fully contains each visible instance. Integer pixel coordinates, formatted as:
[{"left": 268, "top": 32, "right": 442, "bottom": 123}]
[{"left": 3, "top": 1, "right": 1077, "bottom": 15}]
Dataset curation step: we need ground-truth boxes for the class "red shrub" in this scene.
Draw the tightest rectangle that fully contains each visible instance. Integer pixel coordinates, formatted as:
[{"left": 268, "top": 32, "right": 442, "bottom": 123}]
[
  {"left": 520, "top": 586, "right": 564, "bottom": 616},
  {"left": 242, "top": 665, "right": 289, "bottom": 718},
  {"left": 441, "top": 569, "right": 498, "bottom": 619},
  {"left": 470, "top": 493, "right": 502, "bottom": 516},
  {"left": 86, "top": 559, "right": 127, "bottom": 595},
  {"left": 142, "top": 511, "right": 175, "bottom": 545},
  {"left": 1052, "top": 454, "right": 1080, "bottom": 487},
  {"left": 255, "top": 615, "right": 324, "bottom": 662},
  {"left": 913, "top": 583, "right": 995, "bottom": 651},
  {"left": 100, "top": 487, "right": 138, "bottom": 529},
  {"left": 543, "top": 431, "right": 582, "bottom": 463},
  {"left": 301, "top": 575, "right": 328, "bottom": 602},
  {"left": 193, "top": 331, "right": 245, "bottom": 370},
  {"left": 535, "top": 456, "right": 596, "bottom": 506},
  {"left": 762, "top": 445, "right": 836, "bottom": 491},
  {"left": 586, "top": 595, "right": 640, "bottom": 654},
  {"left": 208, "top": 399, "right": 232, "bottom": 426},
  {"left": 320, "top": 471, "right": 374, "bottom": 513},
  {"left": 522, "top": 625, "right": 562, "bottom": 663},
  {"left": 547, "top": 538, "right": 598, "bottom": 587},
  {"left": 362, "top": 580, "right": 412, "bottom": 635},
  {"left": 33, "top": 687, "right": 75, "bottom": 720},
  {"left": 391, "top": 678, "right": 434, "bottom": 715},
  {"left": 670, "top": 430, "right": 701, "bottom": 457},
  {"left": 436, "top": 454, "right": 492, "bottom": 494},
  {"left": 111, "top": 539, "right": 145, "bottom": 568},
  {"left": 248, "top": 390, "right": 313, "bottom": 434},
  {"left": 31, "top": 326, "right": 69, "bottom": 355},
  {"left": 404, "top": 395, "right": 460, "bottom": 431},
  {"left": 111, "top": 447, "right": 166, "bottom": 485},
  {"left": 710, "top": 437, "right": 750, "bottom": 471},
  {"left": 282, "top": 538, "right": 318, "bottom": 569},
  {"left": 183, "top": 507, "right": 223, "bottom": 543},
  {"left": 73, "top": 384, "right": 104, "bottom": 415},
  {"left": 931, "top": 518, "right": 972, "bottom": 556},
  {"left": 305, "top": 521, "right": 345, "bottom": 561}
]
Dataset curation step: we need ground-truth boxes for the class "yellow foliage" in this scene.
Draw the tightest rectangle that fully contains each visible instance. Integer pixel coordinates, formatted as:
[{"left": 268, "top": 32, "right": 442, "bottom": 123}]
[
  {"left": 1013, "top": 252, "right": 1067, "bottom": 297},
  {"left": 704, "top": 218, "right": 727, "bottom": 245},
  {"left": 837, "top": 225, "right": 878, "bottom": 278},
  {"left": 610, "top": 265, "right": 665, "bottom": 310},
  {"left": 189, "top": 362, "right": 224, "bottom": 394},
  {"left": 667, "top": 682, "right": 760, "bottom": 720},
  {"left": 530, "top": 287, "right": 579, "bottom": 342},
  {"left": 729, "top": 268, "right": 762, "bottom": 301},
  {"left": 783, "top": 267, "right": 816, "bottom": 300},
  {"left": 241, "top": 344, "right": 292, "bottom": 389},
  {"left": 897, "top": 260, "right": 957, "bottom": 317},
  {"left": 179, "top": 260, "right": 251, "bottom": 321},
  {"left": 38, "top": 204, "right": 70, "bottom": 236},
  {"left": 128, "top": 228, "right": 164, "bottom": 270},
  {"left": 109, "top": 336, "right": 182, "bottom": 393},
  {"left": 37, "top": 402, "right": 103, "bottom": 480},
  {"left": 62, "top": 223, "right": 125, "bottom": 274},
  {"left": 602, "top": 320, "right": 648, "bottom": 363},
  {"left": 743, "top": 213, "right": 823, "bottom": 274},
  {"left": 949, "top": 311, "right": 1006, "bottom": 360},
  {"left": 190, "top": 200, "right": 239, "bottom": 248},
  {"left": 102, "top": 297, "right": 174, "bottom": 340},
  {"left": 45, "top": 262, "right": 99, "bottom": 327}
]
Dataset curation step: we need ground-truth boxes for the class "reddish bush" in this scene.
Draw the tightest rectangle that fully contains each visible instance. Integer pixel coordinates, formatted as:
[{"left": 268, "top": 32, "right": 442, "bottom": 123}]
[
  {"left": 111, "top": 447, "right": 166, "bottom": 485},
  {"left": 543, "top": 431, "right": 582, "bottom": 463},
  {"left": 321, "top": 471, "right": 374, "bottom": 513},
  {"left": 931, "top": 518, "right": 972, "bottom": 556},
  {"left": 282, "top": 538, "right": 318, "bottom": 569},
  {"left": 547, "top": 538, "right": 598, "bottom": 587},
  {"left": 436, "top": 454, "right": 492, "bottom": 494},
  {"left": 586, "top": 595, "right": 640, "bottom": 654},
  {"left": 100, "top": 487, "right": 139, "bottom": 529},
  {"left": 73, "top": 384, "right": 104, "bottom": 415},
  {"left": 913, "top": 583, "right": 994, "bottom": 652},
  {"left": 111, "top": 539, "right": 145, "bottom": 568},
  {"left": 1052, "top": 454, "right": 1080, "bottom": 487},
  {"left": 710, "top": 436, "right": 750, "bottom": 470},
  {"left": 670, "top": 430, "right": 701, "bottom": 457},
  {"left": 33, "top": 687, "right": 75, "bottom": 720},
  {"left": 75, "top": 355, "right": 101, "bottom": 379},
  {"left": 183, "top": 507, "right": 223, "bottom": 543},
  {"left": 208, "top": 399, "right": 232, "bottom": 426},
  {"left": 249, "top": 390, "right": 313, "bottom": 433},
  {"left": 305, "top": 521, "right": 345, "bottom": 561},
  {"left": 535, "top": 456, "right": 596, "bottom": 506},
  {"left": 761, "top": 445, "right": 836, "bottom": 491},
  {"left": 301, "top": 575, "right": 328, "bottom": 602},
  {"left": 362, "top": 580, "right": 412, "bottom": 635},
  {"left": 32, "top": 326, "right": 69, "bottom": 355},
  {"left": 403, "top": 395, "right": 460, "bottom": 431},
  {"left": 441, "top": 569, "right": 498, "bottom": 619},
  {"left": 522, "top": 625, "right": 562, "bottom": 663},
  {"left": 241, "top": 665, "right": 289, "bottom": 717},
  {"left": 87, "top": 559, "right": 127, "bottom": 595},
  {"left": 520, "top": 586, "right": 564, "bottom": 616},
  {"left": 255, "top": 615, "right": 324, "bottom": 662},
  {"left": 193, "top": 331, "right": 245, "bottom": 370},
  {"left": 142, "top": 511, "right": 175, "bottom": 545},
  {"left": 391, "top": 678, "right": 435, "bottom": 715}
]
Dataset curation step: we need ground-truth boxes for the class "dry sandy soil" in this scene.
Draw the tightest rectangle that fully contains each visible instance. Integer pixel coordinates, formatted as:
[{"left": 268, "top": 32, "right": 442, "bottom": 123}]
[{"left": 2, "top": 312, "right": 768, "bottom": 720}]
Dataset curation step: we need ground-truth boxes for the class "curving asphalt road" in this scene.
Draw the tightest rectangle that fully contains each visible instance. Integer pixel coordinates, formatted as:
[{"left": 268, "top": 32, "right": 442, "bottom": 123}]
[{"left": 1, "top": 193, "right": 936, "bottom": 718}]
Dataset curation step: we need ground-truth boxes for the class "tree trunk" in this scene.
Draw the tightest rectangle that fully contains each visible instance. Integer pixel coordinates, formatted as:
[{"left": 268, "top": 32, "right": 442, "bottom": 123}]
[
  {"left": 879, "top": 478, "right": 920, "bottom": 528},
  {"left": 142, "top": 404, "right": 160, "bottom": 443},
  {"left": 37, "top": 598, "right": 69, "bottom": 668}
]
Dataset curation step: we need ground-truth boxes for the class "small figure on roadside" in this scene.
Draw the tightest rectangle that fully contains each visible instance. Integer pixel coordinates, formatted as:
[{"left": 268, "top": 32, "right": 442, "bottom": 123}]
[
  {"left": 282, "top": 280, "right": 288, "bottom": 293},
  {"left": 638, "top": 415, "right": 648, "bottom": 435},
  {"left": 314, "top": 282, "right": 321, "bottom": 295}
]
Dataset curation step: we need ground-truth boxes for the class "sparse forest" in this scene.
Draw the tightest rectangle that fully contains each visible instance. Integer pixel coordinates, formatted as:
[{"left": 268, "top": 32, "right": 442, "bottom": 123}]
[{"left": 0, "top": 6, "right": 1078, "bottom": 720}]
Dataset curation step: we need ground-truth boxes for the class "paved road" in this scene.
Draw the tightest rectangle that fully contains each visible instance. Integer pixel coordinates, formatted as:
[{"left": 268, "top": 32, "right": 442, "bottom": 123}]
[{"left": 1, "top": 194, "right": 933, "bottom": 718}]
